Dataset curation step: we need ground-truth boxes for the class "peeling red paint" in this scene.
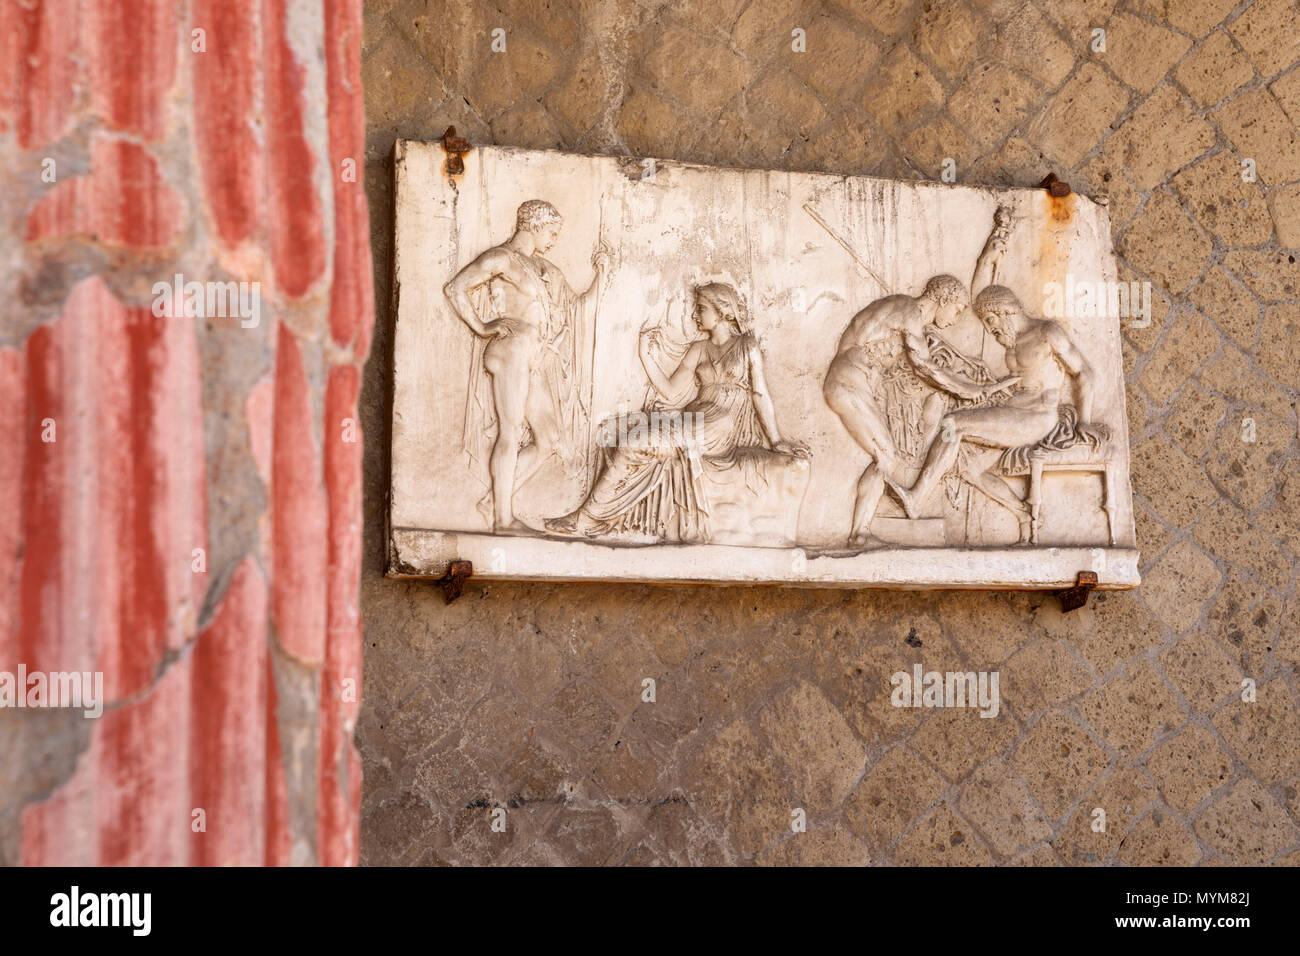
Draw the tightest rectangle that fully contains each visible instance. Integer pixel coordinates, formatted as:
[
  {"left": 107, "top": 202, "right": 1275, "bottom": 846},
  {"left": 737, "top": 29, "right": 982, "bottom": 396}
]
[
  {"left": 26, "top": 135, "right": 183, "bottom": 248},
  {"left": 18, "top": 317, "right": 75, "bottom": 677},
  {"left": 0, "top": 348, "right": 25, "bottom": 666},
  {"left": 13, "top": 279, "right": 205, "bottom": 700},
  {"left": 271, "top": 325, "right": 327, "bottom": 665},
  {"left": 320, "top": 362, "right": 362, "bottom": 865},
  {"left": 22, "top": 648, "right": 194, "bottom": 867},
  {"left": 190, "top": 558, "right": 268, "bottom": 866},
  {"left": 265, "top": 650, "right": 291, "bottom": 866},
  {"left": 265, "top": 0, "right": 326, "bottom": 298},
  {"left": 89, "top": 0, "right": 176, "bottom": 141},
  {"left": 89, "top": 279, "right": 167, "bottom": 701},
  {"left": 1, "top": 0, "right": 78, "bottom": 149},
  {"left": 317, "top": 0, "right": 372, "bottom": 865},
  {"left": 325, "top": 0, "right": 374, "bottom": 353},
  {"left": 192, "top": 0, "right": 265, "bottom": 247},
  {"left": 95, "top": 651, "right": 192, "bottom": 866},
  {"left": 19, "top": 739, "right": 96, "bottom": 866},
  {"left": 10, "top": 0, "right": 372, "bottom": 868}
]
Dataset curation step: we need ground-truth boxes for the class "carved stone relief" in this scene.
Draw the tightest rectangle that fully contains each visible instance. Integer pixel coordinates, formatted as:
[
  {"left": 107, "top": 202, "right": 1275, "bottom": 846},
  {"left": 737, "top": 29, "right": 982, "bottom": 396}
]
[{"left": 390, "top": 142, "right": 1140, "bottom": 589}]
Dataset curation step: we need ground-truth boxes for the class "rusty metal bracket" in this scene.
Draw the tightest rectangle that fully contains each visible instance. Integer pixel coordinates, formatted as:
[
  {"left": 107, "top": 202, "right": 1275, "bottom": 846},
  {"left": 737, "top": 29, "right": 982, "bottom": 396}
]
[
  {"left": 437, "top": 559, "right": 473, "bottom": 603},
  {"left": 1057, "top": 570, "right": 1098, "bottom": 612},
  {"left": 1038, "top": 172, "right": 1071, "bottom": 197},
  {"left": 441, "top": 126, "right": 471, "bottom": 176}
]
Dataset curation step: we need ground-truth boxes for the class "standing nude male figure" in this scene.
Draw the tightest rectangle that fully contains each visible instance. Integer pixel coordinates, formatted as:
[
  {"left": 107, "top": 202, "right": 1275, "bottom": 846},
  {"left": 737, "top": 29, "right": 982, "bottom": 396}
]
[{"left": 443, "top": 199, "right": 610, "bottom": 532}]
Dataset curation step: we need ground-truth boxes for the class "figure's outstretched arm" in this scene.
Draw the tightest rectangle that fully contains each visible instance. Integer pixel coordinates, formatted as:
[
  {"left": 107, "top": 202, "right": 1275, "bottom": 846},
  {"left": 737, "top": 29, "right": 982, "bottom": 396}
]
[
  {"left": 1049, "top": 325, "right": 1096, "bottom": 422},
  {"left": 747, "top": 340, "right": 808, "bottom": 457},
  {"left": 926, "top": 327, "right": 994, "bottom": 382},
  {"left": 639, "top": 336, "right": 700, "bottom": 398},
  {"left": 905, "top": 330, "right": 1009, "bottom": 401},
  {"left": 747, "top": 339, "right": 782, "bottom": 445}
]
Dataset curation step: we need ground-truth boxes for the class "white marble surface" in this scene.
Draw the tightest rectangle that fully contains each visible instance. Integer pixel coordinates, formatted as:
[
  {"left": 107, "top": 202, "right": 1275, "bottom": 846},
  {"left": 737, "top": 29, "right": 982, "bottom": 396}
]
[{"left": 389, "top": 141, "right": 1139, "bottom": 589}]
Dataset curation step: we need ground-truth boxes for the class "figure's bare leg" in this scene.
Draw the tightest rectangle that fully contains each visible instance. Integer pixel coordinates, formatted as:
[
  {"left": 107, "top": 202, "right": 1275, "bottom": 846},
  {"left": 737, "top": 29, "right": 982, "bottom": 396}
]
[
  {"left": 848, "top": 461, "right": 887, "bottom": 548},
  {"left": 489, "top": 425, "right": 527, "bottom": 531},
  {"left": 917, "top": 391, "right": 949, "bottom": 450},
  {"left": 484, "top": 339, "right": 533, "bottom": 533},
  {"left": 948, "top": 404, "right": 1058, "bottom": 448},
  {"left": 824, "top": 381, "right": 906, "bottom": 479},
  {"left": 890, "top": 393, "right": 958, "bottom": 518},
  {"left": 966, "top": 466, "right": 1032, "bottom": 541},
  {"left": 895, "top": 419, "right": 962, "bottom": 518},
  {"left": 897, "top": 404, "right": 1058, "bottom": 519},
  {"left": 825, "top": 377, "right": 908, "bottom": 543},
  {"left": 957, "top": 405, "right": 1059, "bottom": 529}
]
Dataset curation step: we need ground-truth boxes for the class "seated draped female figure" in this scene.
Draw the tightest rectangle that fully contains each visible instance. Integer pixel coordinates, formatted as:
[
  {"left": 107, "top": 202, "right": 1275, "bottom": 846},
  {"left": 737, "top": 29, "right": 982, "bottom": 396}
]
[{"left": 545, "top": 282, "right": 809, "bottom": 543}]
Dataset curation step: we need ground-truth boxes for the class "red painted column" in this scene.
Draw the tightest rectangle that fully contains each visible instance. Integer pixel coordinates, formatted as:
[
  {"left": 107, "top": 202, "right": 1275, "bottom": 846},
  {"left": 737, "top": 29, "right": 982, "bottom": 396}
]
[
  {"left": 2, "top": 0, "right": 372, "bottom": 866},
  {"left": 318, "top": 0, "right": 371, "bottom": 869}
]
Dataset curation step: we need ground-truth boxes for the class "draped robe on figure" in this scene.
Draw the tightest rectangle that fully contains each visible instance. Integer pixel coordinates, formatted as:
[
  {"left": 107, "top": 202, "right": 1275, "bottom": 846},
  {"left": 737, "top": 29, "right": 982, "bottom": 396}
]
[{"left": 578, "top": 332, "right": 777, "bottom": 543}]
